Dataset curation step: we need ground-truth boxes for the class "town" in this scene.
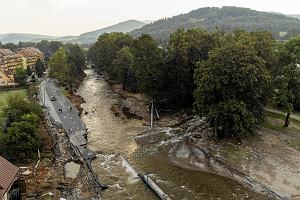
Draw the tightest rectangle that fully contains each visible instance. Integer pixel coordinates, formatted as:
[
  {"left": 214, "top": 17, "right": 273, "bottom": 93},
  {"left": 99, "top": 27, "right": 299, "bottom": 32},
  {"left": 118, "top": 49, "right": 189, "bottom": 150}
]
[
  {"left": 0, "top": 47, "right": 44, "bottom": 86},
  {"left": 1, "top": 2, "right": 300, "bottom": 200}
]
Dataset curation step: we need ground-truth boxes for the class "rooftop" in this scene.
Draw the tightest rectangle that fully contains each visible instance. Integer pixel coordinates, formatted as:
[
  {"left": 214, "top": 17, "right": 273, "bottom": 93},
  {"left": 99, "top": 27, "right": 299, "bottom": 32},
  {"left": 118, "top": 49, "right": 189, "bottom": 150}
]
[
  {"left": 0, "top": 49, "right": 15, "bottom": 58},
  {"left": 16, "top": 47, "right": 43, "bottom": 57},
  {"left": 0, "top": 156, "right": 19, "bottom": 197}
]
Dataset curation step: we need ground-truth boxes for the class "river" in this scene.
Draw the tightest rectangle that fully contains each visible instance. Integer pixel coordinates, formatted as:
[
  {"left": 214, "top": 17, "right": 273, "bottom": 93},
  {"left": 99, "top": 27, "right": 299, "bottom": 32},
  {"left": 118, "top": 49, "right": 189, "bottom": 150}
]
[{"left": 77, "top": 69, "right": 266, "bottom": 200}]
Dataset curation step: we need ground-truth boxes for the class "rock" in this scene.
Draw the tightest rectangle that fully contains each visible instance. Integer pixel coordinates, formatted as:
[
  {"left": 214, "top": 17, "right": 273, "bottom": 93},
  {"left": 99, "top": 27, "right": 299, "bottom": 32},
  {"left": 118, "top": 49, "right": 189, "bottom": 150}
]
[
  {"left": 176, "top": 144, "right": 191, "bottom": 159},
  {"left": 191, "top": 147, "right": 206, "bottom": 162}
]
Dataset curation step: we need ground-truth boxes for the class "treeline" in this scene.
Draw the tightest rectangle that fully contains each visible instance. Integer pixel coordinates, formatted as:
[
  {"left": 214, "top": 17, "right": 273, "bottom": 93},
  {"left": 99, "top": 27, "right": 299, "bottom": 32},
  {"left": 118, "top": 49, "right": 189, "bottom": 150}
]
[
  {"left": 49, "top": 44, "right": 86, "bottom": 87},
  {"left": 0, "top": 40, "right": 85, "bottom": 61},
  {"left": 88, "top": 30, "right": 300, "bottom": 138}
]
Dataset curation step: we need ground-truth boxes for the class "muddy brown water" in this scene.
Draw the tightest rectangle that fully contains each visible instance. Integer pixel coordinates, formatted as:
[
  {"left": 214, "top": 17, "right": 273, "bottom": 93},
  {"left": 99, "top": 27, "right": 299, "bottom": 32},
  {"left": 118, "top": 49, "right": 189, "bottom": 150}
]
[{"left": 77, "top": 69, "right": 266, "bottom": 200}]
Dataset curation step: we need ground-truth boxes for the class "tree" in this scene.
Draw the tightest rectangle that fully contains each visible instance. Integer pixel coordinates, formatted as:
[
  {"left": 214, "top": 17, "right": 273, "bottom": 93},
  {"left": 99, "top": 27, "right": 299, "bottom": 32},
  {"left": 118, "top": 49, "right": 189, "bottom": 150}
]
[
  {"left": 112, "top": 46, "right": 137, "bottom": 92},
  {"left": 14, "top": 67, "right": 27, "bottom": 85},
  {"left": 49, "top": 47, "right": 71, "bottom": 85},
  {"left": 35, "top": 58, "right": 45, "bottom": 77},
  {"left": 131, "top": 34, "right": 163, "bottom": 100},
  {"left": 273, "top": 35, "right": 300, "bottom": 127},
  {"left": 93, "top": 32, "right": 133, "bottom": 75},
  {"left": 0, "top": 93, "right": 42, "bottom": 155},
  {"left": 165, "top": 29, "right": 217, "bottom": 107},
  {"left": 233, "top": 30, "right": 277, "bottom": 72},
  {"left": 67, "top": 44, "right": 86, "bottom": 78},
  {"left": 274, "top": 64, "right": 300, "bottom": 127},
  {"left": 4, "top": 113, "right": 41, "bottom": 154},
  {"left": 194, "top": 42, "right": 271, "bottom": 138}
]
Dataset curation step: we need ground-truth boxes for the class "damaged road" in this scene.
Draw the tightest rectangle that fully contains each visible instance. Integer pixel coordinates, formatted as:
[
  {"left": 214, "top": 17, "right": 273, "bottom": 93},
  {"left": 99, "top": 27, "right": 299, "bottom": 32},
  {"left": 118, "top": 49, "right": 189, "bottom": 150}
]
[{"left": 38, "top": 79, "right": 107, "bottom": 199}]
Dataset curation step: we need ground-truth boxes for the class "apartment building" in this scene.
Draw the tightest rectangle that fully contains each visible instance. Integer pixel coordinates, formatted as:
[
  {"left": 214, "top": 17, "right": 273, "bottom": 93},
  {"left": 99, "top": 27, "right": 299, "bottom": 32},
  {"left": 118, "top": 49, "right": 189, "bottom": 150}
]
[
  {"left": 0, "top": 47, "right": 44, "bottom": 86},
  {"left": 16, "top": 47, "right": 44, "bottom": 70},
  {"left": 0, "top": 49, "right": 25, "bottom": 70}
]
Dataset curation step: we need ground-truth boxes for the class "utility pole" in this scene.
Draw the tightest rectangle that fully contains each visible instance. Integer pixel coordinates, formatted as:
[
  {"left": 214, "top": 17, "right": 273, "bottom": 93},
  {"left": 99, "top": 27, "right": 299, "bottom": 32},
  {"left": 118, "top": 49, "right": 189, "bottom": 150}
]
[{"left": 43, "top": 84, "right": 46, "bottom": 108}]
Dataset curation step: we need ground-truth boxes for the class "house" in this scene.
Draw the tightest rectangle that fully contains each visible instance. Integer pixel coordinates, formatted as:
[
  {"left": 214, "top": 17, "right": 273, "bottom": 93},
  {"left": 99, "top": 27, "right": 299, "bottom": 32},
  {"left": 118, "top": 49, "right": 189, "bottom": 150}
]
[
  {"left": 0, "top": 68, "right": 14, "bottom": 86},
  {"left": 0, "top": 49, "right": 25, "bottom": 71},
  {"left": 16, "top": 47, "right": 44, "bottom": 70},
  {"left": 0, "top": 156, "right": 19, "bottom": 200}
]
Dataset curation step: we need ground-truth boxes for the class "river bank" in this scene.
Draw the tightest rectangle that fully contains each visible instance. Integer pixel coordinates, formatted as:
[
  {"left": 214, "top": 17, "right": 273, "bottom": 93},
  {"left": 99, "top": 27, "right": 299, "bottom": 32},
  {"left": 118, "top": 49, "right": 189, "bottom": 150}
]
[{"left": 74, "top": 69, "right": 272, "bottom": 199}]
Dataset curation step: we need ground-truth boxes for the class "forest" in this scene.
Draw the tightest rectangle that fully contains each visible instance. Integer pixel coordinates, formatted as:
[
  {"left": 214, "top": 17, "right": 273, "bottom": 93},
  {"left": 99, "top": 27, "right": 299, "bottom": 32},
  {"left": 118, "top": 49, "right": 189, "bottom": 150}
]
[
  {"left": 130, "top": 6, "right": 300, "bottom": 43},
  {"left": 88, "top": 29, "right": 300, "bottom": 138}
]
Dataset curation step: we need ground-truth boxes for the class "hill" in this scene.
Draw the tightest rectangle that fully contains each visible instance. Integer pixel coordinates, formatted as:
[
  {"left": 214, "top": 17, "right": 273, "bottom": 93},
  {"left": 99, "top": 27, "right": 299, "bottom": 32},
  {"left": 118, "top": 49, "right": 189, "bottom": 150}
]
[
  {"left": 289, "top": 14, "right": 300, "bottom": 19},
  {"left": 130, "top": 7, "right": 300, "bottom": 42},
  {"left": 78, "top": 20, "right": 145, "bottom": 44},
  {"left": 0, "top": 33, "right": 60, "bottom": 44},
  {"left": 0, "top": 20, "right": 145, "bottom": 44}
]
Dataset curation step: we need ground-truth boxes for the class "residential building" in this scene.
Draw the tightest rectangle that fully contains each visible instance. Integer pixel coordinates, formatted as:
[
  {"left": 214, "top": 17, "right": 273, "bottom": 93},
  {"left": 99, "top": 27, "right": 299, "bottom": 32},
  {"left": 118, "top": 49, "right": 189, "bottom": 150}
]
[
  {"left": 0, "top": 49, "right": 25, "bottom": 71},
  {"left": 16, "top": 47, "right": 44, "bottom": 70},
  {"left": 0, "top": 68, "right": 14, "bottom": 85},
  {"left": 0, "top": 156, "right": 19, "bottom": 200}
]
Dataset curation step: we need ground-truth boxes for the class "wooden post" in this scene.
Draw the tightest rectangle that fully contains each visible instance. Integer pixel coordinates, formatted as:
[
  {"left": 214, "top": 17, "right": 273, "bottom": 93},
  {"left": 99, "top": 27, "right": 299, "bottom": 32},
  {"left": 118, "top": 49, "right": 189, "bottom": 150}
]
[
  {"left": 151, "top": 101, "right": 154, "bottom": 128},
  {"left": 155, "top": 108, "right": 160, "bottom": 119},
  {"left": 120, "top": 155, "right": 172, "bottom": 200},
  {"left": 141, "top": 174, "right": 172, "bottom": 200}
]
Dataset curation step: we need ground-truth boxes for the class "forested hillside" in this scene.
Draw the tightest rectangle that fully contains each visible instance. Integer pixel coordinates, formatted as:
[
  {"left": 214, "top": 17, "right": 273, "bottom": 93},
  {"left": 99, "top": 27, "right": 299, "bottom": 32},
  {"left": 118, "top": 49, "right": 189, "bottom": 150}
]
[{"left": 130, "top": 6, "right": 300, "bottom": 43}]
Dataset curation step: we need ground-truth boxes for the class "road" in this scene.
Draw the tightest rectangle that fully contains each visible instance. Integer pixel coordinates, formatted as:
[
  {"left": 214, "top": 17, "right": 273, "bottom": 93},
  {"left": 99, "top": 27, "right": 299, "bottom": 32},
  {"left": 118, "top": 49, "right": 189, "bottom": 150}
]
[
  {"left": 40, "top": 79, "right": 107, "bottom": 189},
  {"left": 41, "top": 79, "right": 86, "bottom": 134}
]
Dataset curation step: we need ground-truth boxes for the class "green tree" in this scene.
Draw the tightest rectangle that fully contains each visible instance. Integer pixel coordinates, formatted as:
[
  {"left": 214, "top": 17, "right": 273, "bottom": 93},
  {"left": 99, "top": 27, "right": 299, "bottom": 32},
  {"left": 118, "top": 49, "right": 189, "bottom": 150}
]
[
  {"left": 234, "top": 30, "right": 277, "bottom": 72},
  {"left": 67, "top": 44, "right": 86, "bottom": 78},
  {"left": 273, "top": 35, "right": 300, "bottom": 127},
  {"left": 131, "top": 34, "right": 163, "bottom": 100},
  {"left": 165, "top": 28, "right": 217, "bottom": 107},
  {"left": 4, "top": 113, "right": 41, "bottom": 154},
  {"left": 274, "top": 64, "right": 300, "bottom": 127},
  {"left": 93, "top": 32, "right": 133, "bottom": 75},
  {"left": 194, "top": 42, "right": 271, "bottom": 138},
  {"left": 49, "top": 47, "right": 71, "bottom": 85},
  {"left": 0, "top": 93, "right": 42, "bottom": 155},
  {"left": 112, "top": 46, "right": 137, "bottom": 92},
  {"left": 35, "top": 58, "right": 45, "bottom": 77},
  {"left": 14, "top": 67, "right": 27, "bottom": 85}
]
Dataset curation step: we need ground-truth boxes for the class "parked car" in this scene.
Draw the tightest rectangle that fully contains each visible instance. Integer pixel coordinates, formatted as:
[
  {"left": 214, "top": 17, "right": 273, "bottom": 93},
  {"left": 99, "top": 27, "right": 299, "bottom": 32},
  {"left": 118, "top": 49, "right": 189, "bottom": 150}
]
[{"left": 50, "top": 96, "right": 56, "bottom": 101}]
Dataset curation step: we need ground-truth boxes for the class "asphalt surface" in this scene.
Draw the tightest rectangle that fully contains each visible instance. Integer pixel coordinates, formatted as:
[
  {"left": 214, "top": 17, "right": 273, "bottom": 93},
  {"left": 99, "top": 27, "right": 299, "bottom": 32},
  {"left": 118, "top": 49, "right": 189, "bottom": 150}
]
[
  {"left": 41, "top": 79, "right": 86, "bottom": 134},
  {"left": 40, "top": 79, "right": 108, "bottom": 189}
]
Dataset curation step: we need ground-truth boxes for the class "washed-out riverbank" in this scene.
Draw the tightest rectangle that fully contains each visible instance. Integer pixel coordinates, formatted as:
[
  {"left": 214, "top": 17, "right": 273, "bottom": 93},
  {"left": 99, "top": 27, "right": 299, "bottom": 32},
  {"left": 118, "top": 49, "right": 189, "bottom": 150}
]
[{"left": 76, "top": 69, "right": 269, "bottom": 199}]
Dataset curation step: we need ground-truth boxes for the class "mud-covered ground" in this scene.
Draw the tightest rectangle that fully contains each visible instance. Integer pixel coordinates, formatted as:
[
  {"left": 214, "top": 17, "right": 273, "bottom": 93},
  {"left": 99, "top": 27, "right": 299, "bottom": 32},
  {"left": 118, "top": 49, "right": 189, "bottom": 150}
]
[
  {"left": 107, "top": 82, "right": 300, "bottom": 199},
  {"left": 22, "top": 116, "right": 98, "bottom": 200},
  {"left": 135, "top": 115, "right": 300, "bottom": 199}
]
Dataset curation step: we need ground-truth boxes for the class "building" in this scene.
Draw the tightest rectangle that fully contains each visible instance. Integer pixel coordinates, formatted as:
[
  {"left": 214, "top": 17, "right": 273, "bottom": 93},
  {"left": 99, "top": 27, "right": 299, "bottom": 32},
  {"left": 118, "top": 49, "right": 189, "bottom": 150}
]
[
  {"left": 0, "top": 156, "right": 19, "bottom": 200},
  {"left": 0, "top": 68, "right": 14, "bottom": 85},
  {"left": 0, "top": 49, "right": 25, "bottom": 71},
  {"left": 16, "top": 47, "right": 44, "bottom": 70}
]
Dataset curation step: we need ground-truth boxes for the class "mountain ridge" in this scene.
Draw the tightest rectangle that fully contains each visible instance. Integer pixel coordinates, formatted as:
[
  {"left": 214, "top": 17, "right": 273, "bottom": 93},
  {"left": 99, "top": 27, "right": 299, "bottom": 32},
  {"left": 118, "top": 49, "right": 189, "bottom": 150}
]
[
  {"left": 0, "top": 20, "right": 145, "bottom": 44},
  {"left": 130, "top": 7, "right": 300, "bottom": 41}
]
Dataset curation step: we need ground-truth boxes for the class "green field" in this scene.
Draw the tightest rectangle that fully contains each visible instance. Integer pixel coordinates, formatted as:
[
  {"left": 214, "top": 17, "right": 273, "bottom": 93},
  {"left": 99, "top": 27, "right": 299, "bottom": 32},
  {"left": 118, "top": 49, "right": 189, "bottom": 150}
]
[{"left": 0, "top": 89, "right": 27, "bottom": 105}]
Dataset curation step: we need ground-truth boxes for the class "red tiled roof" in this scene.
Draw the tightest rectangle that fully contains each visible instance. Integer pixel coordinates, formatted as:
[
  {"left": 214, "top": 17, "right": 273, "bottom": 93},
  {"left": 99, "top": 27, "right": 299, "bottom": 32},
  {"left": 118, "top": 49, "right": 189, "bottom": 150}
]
[
  {"left": 0, "top": 49, "right": 14, "bottom": 58},
  {"left": 16, "top": 47, "right": 43, "bottom": 58},
  {"left": 0, "top": 156, "right": 18, "bottom": 197}
]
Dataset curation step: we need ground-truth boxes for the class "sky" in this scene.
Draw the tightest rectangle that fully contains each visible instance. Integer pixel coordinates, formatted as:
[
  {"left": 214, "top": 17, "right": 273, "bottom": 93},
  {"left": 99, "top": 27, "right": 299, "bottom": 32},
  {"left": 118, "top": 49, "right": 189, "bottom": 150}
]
[{"left": 0, "top": 0, "right": 299, "bottom": 36}]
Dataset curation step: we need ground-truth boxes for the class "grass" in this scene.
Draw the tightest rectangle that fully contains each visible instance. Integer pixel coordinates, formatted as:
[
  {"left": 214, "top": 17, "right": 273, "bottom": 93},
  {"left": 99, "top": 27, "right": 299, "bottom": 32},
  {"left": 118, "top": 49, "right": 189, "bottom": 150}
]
[
  {"left": 223, "top": 144, "right": 251, "bottom": 164},
  {"left": 61, "top": 87, "right": 70, "bottom": 96},
  {"left": 262, "top": 110, "right": 300, "bottom": 132},
  {"left": 0, "top": 89, "right": 27, "bottom": 105}
]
